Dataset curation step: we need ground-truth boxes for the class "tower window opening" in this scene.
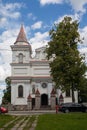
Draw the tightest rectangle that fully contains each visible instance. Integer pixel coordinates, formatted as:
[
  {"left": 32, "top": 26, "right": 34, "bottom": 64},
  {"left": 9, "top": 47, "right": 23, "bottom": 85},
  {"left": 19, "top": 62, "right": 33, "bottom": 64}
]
[
  {"left": 19, "top": 53, "right": 23, "bottom": 63},
  {"left": 18, "top": 85, "right": 23, "bottom": 97}
]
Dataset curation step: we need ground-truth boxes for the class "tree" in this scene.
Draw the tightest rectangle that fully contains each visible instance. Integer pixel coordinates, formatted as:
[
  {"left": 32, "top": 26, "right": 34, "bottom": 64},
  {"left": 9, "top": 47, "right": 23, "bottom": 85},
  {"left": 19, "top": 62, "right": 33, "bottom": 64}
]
[
  {"left": 78, "top": 78, "right": 87, "bottom": 103},
  {"left": 2, "top": 77, "right": 11, "bottom": 104},
  {"left": 46, "top": 16, "right": 87, "bottom": 102}
]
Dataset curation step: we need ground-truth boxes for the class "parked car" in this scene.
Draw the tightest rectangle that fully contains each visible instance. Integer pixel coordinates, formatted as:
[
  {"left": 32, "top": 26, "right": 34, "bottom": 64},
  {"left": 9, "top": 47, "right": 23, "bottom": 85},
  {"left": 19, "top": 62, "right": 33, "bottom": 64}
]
[
  {"left": 0, "top": 106, "right": 8, "bottom": 114},
  {"left": 59, "top": 103, "right": 87, "bottom": 113}
]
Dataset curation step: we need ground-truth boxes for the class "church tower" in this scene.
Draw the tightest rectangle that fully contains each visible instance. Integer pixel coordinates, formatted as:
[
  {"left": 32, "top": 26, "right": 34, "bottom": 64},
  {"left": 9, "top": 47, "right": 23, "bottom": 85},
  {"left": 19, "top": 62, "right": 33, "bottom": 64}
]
[
  {"left": 11, "top": 24, "right": 32, "bottom": 63},
  {"left": 10, "top": 25, "right": 32, "bottom": 110}
]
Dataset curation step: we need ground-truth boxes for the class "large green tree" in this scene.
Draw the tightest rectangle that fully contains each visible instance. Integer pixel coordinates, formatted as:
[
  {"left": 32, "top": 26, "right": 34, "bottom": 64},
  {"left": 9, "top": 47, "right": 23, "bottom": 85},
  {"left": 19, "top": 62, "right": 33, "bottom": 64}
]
[
  {"left": 46, "top": 16, "right": 87, "bottom": 102},
  {"left": 78, "top": 78, "right": 87, "bottom": 103},
  {"left": 2, "top": 77, "right": 11, "bottom": 104}
]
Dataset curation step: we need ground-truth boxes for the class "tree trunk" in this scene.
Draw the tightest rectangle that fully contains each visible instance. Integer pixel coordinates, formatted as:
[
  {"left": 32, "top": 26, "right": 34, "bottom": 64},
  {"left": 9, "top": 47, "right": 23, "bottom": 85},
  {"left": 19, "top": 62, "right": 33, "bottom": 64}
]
[{"left": 71, "top": 83, "right": 75, "bottom": 103}]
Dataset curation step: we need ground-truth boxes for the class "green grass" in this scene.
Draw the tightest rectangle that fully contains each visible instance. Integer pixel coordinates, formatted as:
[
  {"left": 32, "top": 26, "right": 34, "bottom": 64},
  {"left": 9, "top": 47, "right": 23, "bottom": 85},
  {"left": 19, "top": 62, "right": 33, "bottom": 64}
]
[
  {"left": 0, "top": 114, "right": 16, "bottom": 128},
  {"left": 4, "top": 116, "right": 24, "bottom": 130},
  {"left": 0, "top": 113, "right": 87, "bottom": 130},
  {"left": 35, "top": 113, "right": 87, "bottom": 130}
]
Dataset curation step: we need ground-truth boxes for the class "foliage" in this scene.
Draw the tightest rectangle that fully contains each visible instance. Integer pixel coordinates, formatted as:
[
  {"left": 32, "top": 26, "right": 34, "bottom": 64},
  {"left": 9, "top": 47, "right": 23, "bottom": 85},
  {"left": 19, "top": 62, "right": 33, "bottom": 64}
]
[
  {"left": 2, "top": 77, "right": 11, "bottom": 104},
  {"left": 78, "top": 78, "right": 87, "bottom": 102},
  {"left": 46, "top": 16, "right": 87, "bottom": 102}
]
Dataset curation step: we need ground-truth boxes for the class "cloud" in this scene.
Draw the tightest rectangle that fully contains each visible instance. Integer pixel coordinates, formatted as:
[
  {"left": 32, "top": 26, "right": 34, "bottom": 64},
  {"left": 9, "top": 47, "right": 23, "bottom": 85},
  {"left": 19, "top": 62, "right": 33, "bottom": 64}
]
[
  {"left": 30, "top": 32, "right": 49, "bottom": 43},
  {"left": 39, "top": 0, "right": 87, "bottom": 15},
  {"left": 55, "top": 13, "right": 82, "bottom": 25},
  {"left": 31, "top": 21, "right": 43, "bottom": 30},
  {"left": 0, "top": 66, "right": 5, "bottom": 81},
  {"left": 68, "top": 0, "right": 87, "bottom": 13},
  {"left": 0, "top": 2, "right": 22, "bottom": 18},
  {"left": 0, "top": 18, "right": 7, "bottom": 27},
  {"left": 28, "top": 13, "right": 37, "bottom": 21},
  {"left": 79, "top": 26, "right": 87, "bottom": 61},
  {"left": 0, "top": 28, "right": 19, "bottom": 83},
  {"left": 39, "top": 0, "right": 63, "bottom": 5},
  {"left": 79, "top": 26, "right": 87, "bottom": 46},
  {"left": 0, "top": 1, "right": 23, "bottom": 28},
  {"left": 30, "top": 31, "right": 49, "bottom": 51}
]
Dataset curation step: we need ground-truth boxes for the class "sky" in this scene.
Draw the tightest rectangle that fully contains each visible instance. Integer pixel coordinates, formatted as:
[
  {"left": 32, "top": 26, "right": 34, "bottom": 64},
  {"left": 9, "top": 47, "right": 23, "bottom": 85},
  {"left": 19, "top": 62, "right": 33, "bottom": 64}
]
[{"left": 0, "top": 0, "right": 87, "bottom": 104}]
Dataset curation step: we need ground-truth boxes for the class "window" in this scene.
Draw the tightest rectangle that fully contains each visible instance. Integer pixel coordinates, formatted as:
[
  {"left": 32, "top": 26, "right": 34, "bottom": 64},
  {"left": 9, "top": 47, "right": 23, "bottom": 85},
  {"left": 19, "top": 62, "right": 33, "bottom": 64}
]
[
  {"left": 66, "top": 89, "right": 70, "bottom": 97},
  {"left": 19, "top": 53, "right": 23, "bottom": 63},
  {"left": 32, "top": 87, "right": 35, "bottom": 94},
  {"left": 18, "top": 85, "right": 23, "bottom": 97},
  {"left": 42, "top": 83, "right": 47, "bottom": 88}
]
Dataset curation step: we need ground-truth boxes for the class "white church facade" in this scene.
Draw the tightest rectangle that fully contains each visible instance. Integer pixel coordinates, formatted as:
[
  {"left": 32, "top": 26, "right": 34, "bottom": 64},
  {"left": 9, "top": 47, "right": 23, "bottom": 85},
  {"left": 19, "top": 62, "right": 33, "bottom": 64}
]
[{"left": 10, "top": 25, "right": 78, "bottom": 110}]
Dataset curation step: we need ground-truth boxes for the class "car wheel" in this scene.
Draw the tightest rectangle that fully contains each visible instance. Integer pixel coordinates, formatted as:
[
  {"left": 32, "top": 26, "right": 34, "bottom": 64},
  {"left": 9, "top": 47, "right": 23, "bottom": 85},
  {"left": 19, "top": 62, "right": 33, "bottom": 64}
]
[{"left": 65, "top": 109, "right": 69, "bottom": 113}]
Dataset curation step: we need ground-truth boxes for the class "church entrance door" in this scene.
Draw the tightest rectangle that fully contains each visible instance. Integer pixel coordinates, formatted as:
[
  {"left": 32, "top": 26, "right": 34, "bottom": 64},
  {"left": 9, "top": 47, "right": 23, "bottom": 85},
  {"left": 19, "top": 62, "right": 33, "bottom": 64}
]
[
  {"left": 32, "top": 98, "right": 35, "bottom": 109},
  {"left": 41, "top": 94, "right": 48, "bottom": 106}
]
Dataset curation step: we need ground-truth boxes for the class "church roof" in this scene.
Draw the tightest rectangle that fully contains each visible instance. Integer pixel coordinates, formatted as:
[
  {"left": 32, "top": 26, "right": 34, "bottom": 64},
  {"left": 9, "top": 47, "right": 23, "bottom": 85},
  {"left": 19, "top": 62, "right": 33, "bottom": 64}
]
[
  {"left": 27, "top": 94, "right": 32, "bottom": 99},
  {"left": 14, "top": 24, "right": 32, "bottom": 53},
  {"left": 35, "top": 89, "right": 40, "bottom": 95},
  {"left": 51, "top": 88, "right": 56, "bottom": 94},
  {"left": 59, "top": 94, "right": 63, "bottom": 99},
  {"left": 14, "top": 24, "right": 29, "bottom": 44}
]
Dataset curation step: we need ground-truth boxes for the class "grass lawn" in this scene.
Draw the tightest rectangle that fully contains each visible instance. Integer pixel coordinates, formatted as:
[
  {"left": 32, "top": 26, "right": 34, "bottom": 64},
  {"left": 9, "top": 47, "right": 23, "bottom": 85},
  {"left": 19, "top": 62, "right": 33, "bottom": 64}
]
[
  {"left": 0, "top": 114, "right": 16, "bottom": 128},
  {"left": 0, "top": 113, "right": 87, "bottom": 130},
  {"left": 35, "top": 113, "right": 87, "bottom": 130}
]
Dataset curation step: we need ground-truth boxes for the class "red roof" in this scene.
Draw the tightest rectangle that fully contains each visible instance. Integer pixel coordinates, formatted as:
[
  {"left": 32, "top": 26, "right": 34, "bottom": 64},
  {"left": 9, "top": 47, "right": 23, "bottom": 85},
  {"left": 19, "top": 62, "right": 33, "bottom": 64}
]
[
  {"left": 51, "top": 88, "right": 56, "bottom": 94},
  {"left": 27, "top": 94, "right": 32, "bottom": 99},
  {"left": 35, "top": 89, "right": 40, "bottom": 94},
  {"left": 59, "top": 94, "right": 63, "bottom": 99},
  {"left": 15, "top": 24, "right": 28, "bottom": 44}
]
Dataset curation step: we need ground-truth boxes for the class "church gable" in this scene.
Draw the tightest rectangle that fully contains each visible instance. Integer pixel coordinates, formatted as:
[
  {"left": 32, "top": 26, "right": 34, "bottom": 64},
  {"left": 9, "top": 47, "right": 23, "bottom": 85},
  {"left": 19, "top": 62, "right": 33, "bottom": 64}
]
[
  {"left": 30, "top": 46, "right": 50, "bottom": 77},
  {"left": 34, "top": 46, "right": 46, "bottom": 60}
]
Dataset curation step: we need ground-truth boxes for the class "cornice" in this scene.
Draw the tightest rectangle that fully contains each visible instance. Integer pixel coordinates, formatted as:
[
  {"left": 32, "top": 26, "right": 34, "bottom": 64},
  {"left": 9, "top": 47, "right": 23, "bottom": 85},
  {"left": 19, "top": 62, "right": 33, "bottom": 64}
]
[
  {"left": 10, "top": 60, "right": 49, "bottom": 66},
  {"left": 30, "top": 60, "right": 49, "bottom": 66},
  {"left": 10, "top": 76, "right": 52, "bottom": 83},
  {"left": 10, "top": 45, "right": 31, "bottom": 51},
  {"left": 10, "top": 76, "right": 52, "bottom": 80},
  {"left": 10, "top": 63, "right": 31, "bottom": 66}
]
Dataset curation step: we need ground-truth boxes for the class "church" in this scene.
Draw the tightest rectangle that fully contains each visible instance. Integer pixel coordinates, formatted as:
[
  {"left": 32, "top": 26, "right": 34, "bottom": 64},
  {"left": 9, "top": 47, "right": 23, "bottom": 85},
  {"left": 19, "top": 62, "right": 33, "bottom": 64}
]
[{"left": 10, "top": 25, "right": 78, "bottom": 110}]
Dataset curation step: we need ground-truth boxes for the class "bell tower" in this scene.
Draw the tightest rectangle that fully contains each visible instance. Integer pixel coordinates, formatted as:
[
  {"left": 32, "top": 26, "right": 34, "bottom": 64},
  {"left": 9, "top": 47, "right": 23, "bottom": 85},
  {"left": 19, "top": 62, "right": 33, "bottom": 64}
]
[
  {"left": 10, "top": 25, "right": 32, "bottom": 108},
  {"left": 11, "top": 24, "right": 32, "bottom": 64}
]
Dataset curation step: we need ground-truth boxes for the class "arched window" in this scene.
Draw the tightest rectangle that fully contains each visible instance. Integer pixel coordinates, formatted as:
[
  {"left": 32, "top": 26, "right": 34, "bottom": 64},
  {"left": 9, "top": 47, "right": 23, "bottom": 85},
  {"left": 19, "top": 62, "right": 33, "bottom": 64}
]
[
  {"left": 19, "top": 53, "right": 23, "bottom": 63},
  {"left": 32, "top": 84, "right": 35, "bottom": 94},
  {"left": 18, "top": 85, "right": 23, "bottom": 97},
  {"left": 32, "top": 87, "right": 35, "bottom": 94}
]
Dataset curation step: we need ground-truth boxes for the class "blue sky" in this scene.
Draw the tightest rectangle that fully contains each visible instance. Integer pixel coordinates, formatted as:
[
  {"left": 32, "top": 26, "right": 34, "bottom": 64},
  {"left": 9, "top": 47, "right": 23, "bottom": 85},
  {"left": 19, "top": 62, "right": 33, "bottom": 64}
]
[{"left": 0, "top": 0, "right": 87, "bottom": 103}]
